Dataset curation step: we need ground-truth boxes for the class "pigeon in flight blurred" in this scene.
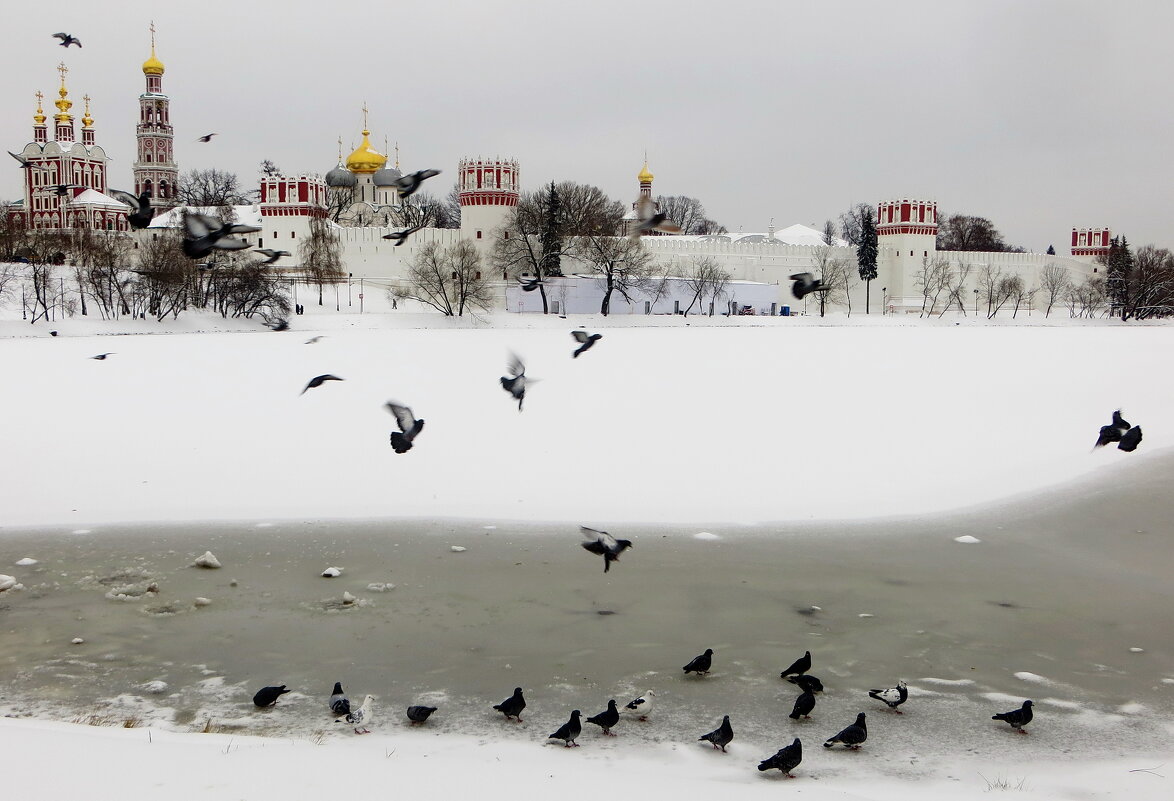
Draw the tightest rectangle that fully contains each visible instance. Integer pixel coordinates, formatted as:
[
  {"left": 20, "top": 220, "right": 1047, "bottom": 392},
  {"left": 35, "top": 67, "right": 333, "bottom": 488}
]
[
  {"left": 516, "top": 274, "right": 544, "bottom": 292},
  {"left": 992, "top": 699, "right": 1033, "bottom": 733},
  {"left": 52, "top": 32, "right": 82, "bottom": 48},
  {"left": 8, "top": 151, "right": 49, "bottom": 171},
  {"left": 586, "top": 700, "right": 620, "bottom": 736},
  {"left": 300, "top": 374, "right": 343, "bottom": 395},
  {"left": 381, "top": 224, "right": 423, "bottom": 246},
  {"left": 493, "top": 687, "right": 526, "bottom": 721},
  {"left": 110, "top": 190, "right": 154, "bottom": 230},
  {"left": 500, "top": 353, "right": 528, "bottom": 410},
  {"left": 345, "top": 694, "right": 375, "bottom": 734},
  {"left": 393, "top": 169, "right": 441, "bottom": 200},
  {"left": 787, "top": 674, "right": 824, "bottom": 693},
  {"left": 789, "top": 688, "right": 816, "bottom": 720},
  {"left": 255, "top": 248, "right": 290, "bottom": 265},
  {"left": 196, "top": 133, "right": 218, "bottom": 142},
  {"left": 90, "top": 353, "right": 114, "bottom": 360},
  {"left": 699, "top": 715, "right": 734, "bottom": 752},
  {"left": 823, "top": 712, "right": 867, "bottom": 748},
  {"left": 181, "top": 211, "right": 259, "bottom": 260},
  {"left": 683, "top": 648, "right": 714, "bottom": 675},
  {"left": 629, "top": 195, "right": 683, "bottom": 240},
  {"left": 790, "top": 273, "right": 829, "bottom": 300},
  {"left": 579, "top": 526, "right": 632, "bottom": 573},
  {"left": 571, "top": 330, "right": 602, "bottom": 358},
  {"left": 1094, "top": 410, "right": 1130, "bottom": 448},
  {"left": 869, "top": 681, "right": 908, "bottom": 713},
  {"left": 406, "top": 705, "right": 438, "bottom": 724},
  {"left": 329, "top": 682, "right": 350, "bottom": 716},
  {"left": 779, "top": 650, "right": 811, "bottom": 679},
  {"left": 758, "top": 738, "right": 803, "bottom": 777},
  {"left": 547, "top": 709, "right": 582, "bottom": 747},
  {"left": 386, "top": 402, "right": 425, "bottom": 454},
  {"left": 52, "top": 184, "right": 77, "bottom": 197},
  {"left": 265, "top": 318, "right": 290, "bottom": 332},
  {"left": 252, "top": 685, "right": 290, "bottom": 707},
  {"left": 304, "top": 336, "right": 325, "bottom": 345},
  {"left": 623, "top": 690, "right": 655, "bottom": 721},
  {"left": 1119, "top": 425, "right": 1143, "bottom": 452}
]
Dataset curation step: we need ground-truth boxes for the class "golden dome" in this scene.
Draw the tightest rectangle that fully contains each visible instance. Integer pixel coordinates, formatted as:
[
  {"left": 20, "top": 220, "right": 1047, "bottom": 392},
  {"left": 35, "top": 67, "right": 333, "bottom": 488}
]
[
  {"left": 638, "top": 161, "right": 654, "bottom": 184},
  {"left": 143, "top": 52, "right": 165, "bottom": 76},
  {"left": 82, "top": 94, "right": 93, "bottom": 128},
  {"left": 33, "top": 92, "right": 46, "bottom": 125},
  {"left": 345, "top": 129, "right": 387, "bottom": 174}
]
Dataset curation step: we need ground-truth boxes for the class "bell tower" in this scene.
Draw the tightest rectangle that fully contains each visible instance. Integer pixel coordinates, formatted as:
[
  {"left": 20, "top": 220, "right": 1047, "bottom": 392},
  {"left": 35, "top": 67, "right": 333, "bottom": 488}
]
[{"left": 132, "top": 22, "right": 179, "bottom": 208}]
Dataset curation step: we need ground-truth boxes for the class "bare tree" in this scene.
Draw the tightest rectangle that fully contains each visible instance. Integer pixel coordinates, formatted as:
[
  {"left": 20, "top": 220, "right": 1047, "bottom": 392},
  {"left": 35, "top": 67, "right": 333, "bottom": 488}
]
[
  {"left": 837, "top": 202, "right": 875, "bottom": 247},
  {"left": 1008, "top": 277, "right": 1035, "bottom": 319},
  {"left": 557, "top": 182, "right": 625, "bottom": 236},
  {"left": 1065, "top": 275, "right": 1106, "bottom": 318},
  {"left": 394, "top": 240, "right": 492, "bottom": 316},
  {"left": 986, "top": 274, "right": 1021, "bottom": 318},
  {"left": 937, "top": 213, "right": 1022, "bottom": 252},
  {"left": 572, "top": 234, "right": 654, "bottom": 316},
  {"left": 259, "top": 160, "right": 281, "bottom": 178},
  {"left": 396, "top": 192, "right": 457, "bottom": 230},
  {"left": 822, "top": 219, "right": 838, "bottom": 246},
  {"left": 491, "top": 188, "right": 557, "bottom": 313},
  {"left": 806, "top": 245, "right": 851, "bottom": 317},
  {"left": 941, "top": 262, "right": 975, "bottom": 315},
  {"left": 681, "top": 256, "right": 731, "bottom": 317},
  {"left": 1125, "top": 245, "right": 1174, "bottom": 320},
  {"left": 1037, "top": 263, "right": 1071, "bottom": 318},
  {"left": 298, "top": 216, "right": 344, "bottom": 306},
  {"left": 205, "top": 251, "right": 292, "bottom": 320},
  {"left": 325, "top": 187, "right": 353, "bottom": 223},
  {"left": 654, "top": 195, "right": 727, "bottom": 235},
  {"left": 177, "top": 168, "right": 256, "bottom": 207},
  {"left": 915, "top": 256, "right": 952, "bottom": 317}
]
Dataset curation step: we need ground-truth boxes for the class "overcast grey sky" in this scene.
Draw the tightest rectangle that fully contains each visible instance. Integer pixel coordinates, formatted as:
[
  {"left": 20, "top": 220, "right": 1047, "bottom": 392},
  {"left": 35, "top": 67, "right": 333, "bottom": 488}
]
[{"left": 4, "top": 0, "right": 1171, "bottom": 251}]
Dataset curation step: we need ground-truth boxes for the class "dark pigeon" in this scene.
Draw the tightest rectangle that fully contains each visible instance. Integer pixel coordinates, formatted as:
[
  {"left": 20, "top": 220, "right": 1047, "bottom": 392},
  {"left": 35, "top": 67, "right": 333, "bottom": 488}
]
[
  {"left": 300, "top": 374, "right": 343, "bottom": 395},
  {"left": 992, "top": 700, "right": 1033, "bottom": 733},
  {"left": 586, "top": 700, "right": 620, "bottom": 736},
  {"left": 8, "top": 151, "right": 49, "bottom": 171},
  {"left": 824, "top": 712, "right": 867, "bottom": 749},
  {"left": 579, "top": 526, "right": 633, "bottom": 573},
  {"left": 787, "top": 674, "right": 824, "bottom": 693},
  {"left": 683, "top": 648, "right": 714, "bottom": 675},
  {"left": 90, "top": 353, "right": 114, "bottom": 360},
  {"left": 516, "top": 274, "right": 544, "bottom": 292},
  {"left": 1095, "top": 410, "right": 1131, "bottom": 448},
  {"left": 780, "top": 650, "right": 812, "bottom": 679},
  {"left": 699, "top": 715, "right": 734, "bottom": 752},
  {"left": 110, "top": 190, "right": 154, "bottom": 229},
  {"left": 500, "top": 353, "right": 528, "bottom": 411},
  {"left": 197, "top": 133, "right": 218, "bottom": 142},
  {"left": 386, "top": 402, "right": 425, "bottom": 453},
  {"left": 869, "top": 681, "right": 908, "bottom": 713},
  {"left": 406, "top": 705, "right": 437, "bottom": 724},
  {"left": 790, "top": 272, "right": 829, "bottom": 300},
  {"left": 181, "top": 211, "right": 259, "bottom": 260},
  {"left": 548, "top": 710, "right": 582, "bottom": 747},
  {"left": 493, "top": 687, "right": 526, "bottom": 721},
  {"left": 571, "top": 330, "right": 602, "bottom": 358},
  {"left": 1118, "top": 425, "right": 1142, "bottom": 452},
  {"left": 252, "top": 685, "right": 290, "bottom": 707},
  {"left": 265, "top": 318, "right": 289, "bottom": 332},
  {"left": 789, "top": 688, "right": 816, "bottom": 720},
  {"left": 52, "top": 32, "right": 81, "bottom": 48},
  {"left": 254, "top": 248, "right": 291, "bottom": 265},
  {"left": 381, "top": 224, "right": 423, "bottom": 246},
  {"left": 53, "top": 184, "right": 77, "bottom": 197},
  {"left": 758, "top": 738, "right": 803, "bottom": 777},
  {"left": 329, "top": 682, "right": 350, "bottom": 716},
  {"left": 628, "top": 195, "right": 683, "bottom": 240},
  {"left": 393, "top": 169, "right": 441, "bottom": 200}
]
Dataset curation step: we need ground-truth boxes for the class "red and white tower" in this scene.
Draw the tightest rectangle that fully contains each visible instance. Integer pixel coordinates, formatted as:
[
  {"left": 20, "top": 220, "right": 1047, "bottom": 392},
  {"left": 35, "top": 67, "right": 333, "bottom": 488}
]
[
  {"left": 1070, "top": 227, "right": 1111, "bottom": 259},
  {"left": 458, "top": 156, "right": 519, "bottom": 244},
  {"left": 133, "top": 23, "right": 179, "bottom": 208},
  {"left": 876, "top": 198, "right": 939, "bottom": 306}
]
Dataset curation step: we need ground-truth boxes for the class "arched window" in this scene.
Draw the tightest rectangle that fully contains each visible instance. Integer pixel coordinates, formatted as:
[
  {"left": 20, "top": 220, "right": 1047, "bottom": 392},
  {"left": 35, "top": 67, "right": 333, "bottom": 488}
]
[{"left": 144, "top": 179, "right": 153, "bottom": 196}]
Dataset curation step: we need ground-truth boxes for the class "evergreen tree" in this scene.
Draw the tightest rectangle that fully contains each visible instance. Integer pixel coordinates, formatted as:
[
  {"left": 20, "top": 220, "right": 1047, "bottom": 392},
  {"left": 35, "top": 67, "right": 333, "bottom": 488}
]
[
  {"left": 1105, "top": 236, "right": 1133, "bottom": 319},
  {"left": 1046, "top": 244, "right": 1055, "bottom": 255},
  {"left": 857, "top": 210, "right": 879, "bottom": 313},
  {"left": 539, "top": 182, "right": 563, "bottom": 278}
]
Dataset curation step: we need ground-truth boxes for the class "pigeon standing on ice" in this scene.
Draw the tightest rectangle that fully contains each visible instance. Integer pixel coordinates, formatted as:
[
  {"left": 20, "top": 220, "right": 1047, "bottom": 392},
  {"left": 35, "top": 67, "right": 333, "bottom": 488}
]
[
  {"left": 381, "top": 224, "right": 423, "bottom": 246},
  {"left": 571, "top": 330, "right": 602, "bottom": 358},
  {"left": 683, "top": 648, "right": 714, "bottom": 675},
  {"left": 254, "top": 248, "right": 291, "bottom": 265},
  {"left": 992, "top": 699, "right": 1033, "bottom": 733},
  {"left": 52, "top": 32, "right": 82, "bottom": 48},
  {"left": 493, "top": 687, "right": 526, "bottom": 721},
  {"left": 548, "top": 710, "right": 582, "bottom": 747},
  {"left": 500, "top": 353, "right": 529, "bottom": 411},
  {"left": 758, "top": 738, "right": 803, "bottom": 777},
  {"left": 300, "top": 374, "right": 343, "bottom": 395},
  {"left": 824, "top": 712, "right": 867, "bottom": 749},
  {"left": 789, "top": 688, "right": 816, "bottom": 720},
  {"left": 790, "top": 272, "right": 829, "bottom": 300},
  {"left": 406, "top": 705, "right": 438, "bottom": 724},
  {"left": 393, "top": 169, "right": 441, "bottom": 200},
  {"left": 869, "top": 681, "right": 908, "bottom": 713},
  {"left": 1094, "top": 410, "right": 1131, "bottom": 448},
  {"left": 386, "top": 402, "right": 425, "bottom": 453},
  {"left": 780, "top": 650, "right": 812, "bottom": 679},
  {"left": 329, "top": 682, "right": 350, "bottom": 716},
  {"left": 197, "top": 133, "right": 218, "bottom": 142},
  {"left": 181, "top": 211, "right": 259, "bottom": 260},
  {"left": 252, "top": 685, "right": 290, "bottom": 707},
  {"left": 586, "top": 700, "right": 620, "bottom": 736},
  {"left": 699, "top": 715, "right": 734, "bottom": 752},
  {"left": 628, "top": 195, "right": 683, "bottom": 240},
  {"left": 109, "top": 190, "right": 155, "bottom": 230},
  {"left": 788, "top": 674, "right": 824, "bottom": 693},
  {"left": 346, "top": 694, "right": 375, "bottom": 734},
  {"left": 624, "top": 690, "right": 655, "bottom": 721},
  {"left": 579, "top": 526, "right": 633, "bottom": 573}
]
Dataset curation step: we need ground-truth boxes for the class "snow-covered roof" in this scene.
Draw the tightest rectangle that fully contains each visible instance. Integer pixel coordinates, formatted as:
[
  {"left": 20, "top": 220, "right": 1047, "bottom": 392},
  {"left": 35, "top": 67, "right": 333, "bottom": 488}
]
[
  {"left": 689, "top": 223, "right": 851, "bottom": 247},
  {"left": 69, "top": 188, "right": 127, "bottom": 207},
  {"left": 148, "top": 205, "right": 263, "bottom": 229}
]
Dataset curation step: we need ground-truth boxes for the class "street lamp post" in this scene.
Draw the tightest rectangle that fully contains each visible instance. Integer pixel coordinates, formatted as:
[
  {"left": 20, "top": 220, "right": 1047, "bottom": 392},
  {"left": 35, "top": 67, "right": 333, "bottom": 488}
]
[
  {"left": 974, "top": 288, "right": 979, "bottom": 316},
  {"left": 882, "top": 287, "right": 887, "bottom": 315}
]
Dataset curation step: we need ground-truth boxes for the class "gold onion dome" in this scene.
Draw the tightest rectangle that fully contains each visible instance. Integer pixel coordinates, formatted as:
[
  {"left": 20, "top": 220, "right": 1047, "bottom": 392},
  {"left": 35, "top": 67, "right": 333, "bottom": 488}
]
[
  {"left": 33, "top": 94, "right": 46, "bottom": 125},
  {"left": 143, "top": 52, "right": 165, "bottom": 76},
  {"left": 82, "top": 95, "right": 93, "bottom": 128},
  {"left": 638, "top": 161, "right": 654, "bottom": 184},
  {"left": 345, "top": 130, "right": 387, "bottom": 174}
]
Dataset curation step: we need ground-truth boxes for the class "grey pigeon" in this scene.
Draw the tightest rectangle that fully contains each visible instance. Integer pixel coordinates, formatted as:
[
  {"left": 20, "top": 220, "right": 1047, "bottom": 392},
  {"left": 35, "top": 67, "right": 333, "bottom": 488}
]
[
  {"left": 493, "top": 687, "right": 526, "bottom": 721},
  {"left": 789, "top": 688, "right": 816, "bottom": 720},
  {"left": 252, "top": 685, "right": 290, "bottom": 707},
  {"left": 265, "top": 319, "right": 289, "bottom": 332},
  {"left": 628, "top": 195, "right": 683, "bottom": 240},
  {"left": 790, "top": 272, "right": 829, "bottom": 300},
  {"left": 255, "top": 248, "right": 290, "bottom": 265},
  {"left": 683, "top": 648, "right": 714, "bottom": 675},
  {"left": 586, "top": 700, "right": 620, "bottom": 735},
  {"left": 823, "top": 712, "right": 867, "bottom": 748},
  {"left": 869, "top": 681, "right": 908, "bottom": 713},
  {"left": 500, "top": 353, "right": 528, "bottom": 411},
  {"left": 386, "top": 402, "right": 425, "bottom": 453},
  {"left": 699, "top": 715, "right": 734, "bottom": 752},
  {"left": 8, "top": 151, "right": 49, "bottom": 171},
  {"left": 181, "top": 211, "right": 259, "bottom": 260},
  {"left": 197, "top": 133, "right": 218, "bottom": 142},
  {"left": 548, "top": 710, "right": 582, "bottom": 747},
  {"left": 393, "top": 169, "right": 441, "bottom": 200},
  {"left": 406, "top": 705, "right": 437, "bottom": 724},
  {"left": 345, "top": 694, "right": 375, "bottom": 734},
  {"left": 1118, "top": 425, "right": 1142, "bottom": 452},
  {"left": 787, "top": 674, "right": 824, "bottom": 693},
  {"left": 52, "top": 32, "right": 81, "bottom": 48},
  {"left": 300, "top": 374, "right": 343, "bottom": 395},
  {"left": 992, "top": 699, "right": 1033, "bottom": 733},
  {"left": 381, "top": 224, "right": 423, "bottom": 246},
  {"left": 758, "top": 738, "right": 803, "bottom": 777},
  {"left": 329, "top": 682, "right": 350, "bottom": 716},
  {"left": 110, "top": 190, "right": 154, "bottom": 229},
  {"left": 779, "top": 650, "right": 811, "bottom": 679},
  {"left": 571, "top": 330, "right": 602, "bottom": 358},
  {"left": 1094, "top": 410, "right": 1131, "bottom": 448},
  {"left": 623, "top": 690, "right": 655, "bottom": 721},
  {"left": 579, "top": 526, "right": 633, "bottom": 573},
  {"left": 304, "top": 336, "right": 325, "bottom": 345}
]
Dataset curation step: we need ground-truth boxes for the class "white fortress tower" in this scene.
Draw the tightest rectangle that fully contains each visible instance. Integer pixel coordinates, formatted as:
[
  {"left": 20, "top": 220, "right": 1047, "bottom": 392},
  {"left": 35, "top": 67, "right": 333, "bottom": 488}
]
[
  {"left": 458, "top": 156, "right": 519, "bottom": 249},
  {"left": 877, "top": 198, "right": 938, "bottom": 303}
]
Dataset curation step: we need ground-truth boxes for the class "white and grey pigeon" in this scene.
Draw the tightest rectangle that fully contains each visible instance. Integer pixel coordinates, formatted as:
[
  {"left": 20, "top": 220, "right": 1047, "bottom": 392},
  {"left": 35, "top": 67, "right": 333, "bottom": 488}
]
[
  {"left": 579, "top": 525, "right": 633, "bottom": 573},
  {"left": 868, "top": 680, "right": 908, "bottom": 713},
  {"left": 181, "top": 211, "right": 260, "bottom": 260},
  {"left": 393, "top": 169, "right": 441, "bottom": 200},
  {"left": 628, "top": 195, "right": 683, "bottom": 240},
  {"left": 381, "top": 224, "right": 423, "bottom": 246},
  {"left": 824, "top": 712, "right": 867, "bottom": 749},
  {"left": 571, "top": 330, "right": 602, "bottom": 358},
  {"left": 386, "top": 402, "right": 425, "bottom": 454},
  {"left": 500, "top": 353, "right": 528, "bottom": 411},
  {"left": 329, "top": 681, "right": 350, "bottom": 716},
  {"left": 255, "top": 248, "right": 291, "bottom": 265},
  {"left": 109, "top": 189, "right": 154, "bottom": 230},
  {"left": 52, "top": 32, "right": 82, "bottom": 48},
  {"left": 345, "top": 694, "right": 375, "bottom": 734},
  {"left": 790, "top": 272, "right": 829, "bottom": 300},
  {"left": 623, "top": 690, "right": 655, "bottom": 721},
  {"left": 992, "top": 699, "right": 1033, "bottom": 733}
]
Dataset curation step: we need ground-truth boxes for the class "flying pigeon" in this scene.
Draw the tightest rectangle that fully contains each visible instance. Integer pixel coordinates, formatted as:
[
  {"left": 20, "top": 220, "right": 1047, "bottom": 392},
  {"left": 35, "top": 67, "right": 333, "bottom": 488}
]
[
  {"left": 8, "top": 151, "right": 49, "bottom": 171},
  {"left": 406, "top": 705, "right": 438, "bottom": 724},
  {"left": 699, "top": 715, "right": 734, "bottom": 752},
  {"left": 790, "top": 273, "right": 829, "bottom": 300},
  {"left": 393, "top": 169, "right": 441, "bottom": 200},
  {"left": 252, "top": 685, "right": 290, "bottom": 707},
  {"left": 265, "top": 319, "right": 289, "bottom": 332},
  {"left": 571, "top": 330, "right": 602, "bottom": 358},
  {"left": 683, "top": 648, "right": 714, "bottom": 675},
  {"left": 628, "top": 195, "right": 683, "bottom": 240},
  {"left": 579, "top": 526, "right": 633, "bottom": 573},
  {"left": 586, "top": 700, "right": 620, "bottom": 736},
  {"left": 304, "top": 336, "right": 325, "bottom": 345},
  {"left": 345, "top": 694, "right": 376, "bottom": 734},
  {"left": 52, "top": 184, "right": 78, "bottom": 197},
  {"left": 758, "top": 738, "right": 803, "bottom": 777},
  {"left": 90, "top": 353, "right": 114, "bottom": 360},
  {"left": 548, "top": 709, "right": 582, "bottom": 747},
  {"left": 789, "top": 688, "right": 816, "bottom": 720},
  {"left": 493, "top": 687, "right": 526, "bottom": 721},
  {"left": 1118, "top": 425, "right": 1143, "bottom": 452},
  {"left": 255, "top": 248, "right": 290, "bottom": 265},
  {"left": 869, "top": 681, "right": 908, "bottom": 713},
  {"left": 516, "top": 274, "right": 544, "bottom": 292},
  {"left": 500, "top": 353, "right": 528, "bottom": 411},
  {"left": 787, "top": 674, "right": 824, "bottom": 693},
  {"left": 52, "top": 32, "right": 81, "bottom": 48},
  {"left": 300, "top": 374, "right": 343, "bottom": 395},
  {"left": 823, "top": 712, "right": 867, "bottom": 749},
  {"left": 992, "top": 700, "right": 1033, "bottom": 733},
  {"left": 386, "top": 402, "right": 425, "bottom": 453},
  {"left": 109, "top": 190, "right": 154, "bottom": 230},
  {"left": 381, "top": 224, "right": 423, "bottom": 246},
  {"left": 1094, "top": 410, "right": 1131, "bottom": 448},
  {"left": 623, "top": 690, "right": 655, "bottom": 721},
  {"left": 197, "top": 133, "right": 218, "bottom": 142},
  {"left": 780, "top": 651, "right": 812, "bottom": 679},
  {"left": 329, "top": 682, "right": 350, "bottom": 716},
  {"left": 180, "top": 211, "right": 259, "bottom": 260}
]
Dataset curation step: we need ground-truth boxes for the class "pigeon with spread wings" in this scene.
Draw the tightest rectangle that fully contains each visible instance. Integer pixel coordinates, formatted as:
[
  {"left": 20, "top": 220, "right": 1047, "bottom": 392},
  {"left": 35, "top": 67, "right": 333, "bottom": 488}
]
[{"left": 386, "top": 402, "right": 425, "bottom": 454}]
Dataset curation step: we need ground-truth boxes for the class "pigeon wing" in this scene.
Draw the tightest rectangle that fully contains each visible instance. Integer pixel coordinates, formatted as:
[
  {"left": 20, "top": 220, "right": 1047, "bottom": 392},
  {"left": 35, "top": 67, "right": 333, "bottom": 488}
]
[
  {"left": 506, "top": 353, "right": 525, "bottom": 378},
  {"left": 571, "top": 330, "right": 592, "bottom": 344},
  {"left": 385, "top": 403, "right": 417, "bottom": 434},
  {"left": 109, "top": 189, "right": 141, "bottom": 208},
  {"left": 580, "top": 526, "right": 617, "bottom": 551}
]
